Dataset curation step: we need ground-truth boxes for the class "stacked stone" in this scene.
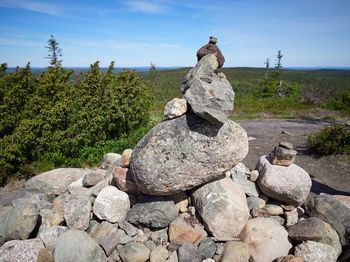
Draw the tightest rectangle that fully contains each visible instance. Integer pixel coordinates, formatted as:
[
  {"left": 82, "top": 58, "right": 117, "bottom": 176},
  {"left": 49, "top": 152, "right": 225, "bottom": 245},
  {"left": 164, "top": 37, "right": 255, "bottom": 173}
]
[
  {"left": 1, "top": 56, "right": 350, "bottom": 262},
  {"left": 270, "top": 141, "right": 297, "bottom": 166},
  {"left": 130, "top": 54, "right": 248, "bottom": 196},
  {"left": 256, "top": 142, "right": 311, "bottom": 207}
]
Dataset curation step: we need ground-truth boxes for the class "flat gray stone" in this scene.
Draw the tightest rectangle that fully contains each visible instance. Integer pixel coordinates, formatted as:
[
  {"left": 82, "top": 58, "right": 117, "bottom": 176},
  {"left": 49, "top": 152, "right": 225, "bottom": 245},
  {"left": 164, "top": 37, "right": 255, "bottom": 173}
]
[
  {"left": 126, "top": 199, "right": 178, "bottom": 228},
  {"left": 25, "top": 168, "right": 92, "bottom": 195}
]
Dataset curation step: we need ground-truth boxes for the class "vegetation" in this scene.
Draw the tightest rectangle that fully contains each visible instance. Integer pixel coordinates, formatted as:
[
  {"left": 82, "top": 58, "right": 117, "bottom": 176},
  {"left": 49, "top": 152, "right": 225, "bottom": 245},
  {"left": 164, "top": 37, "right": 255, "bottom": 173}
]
[
  {"left": 0, "top": 37, "right": 153, "bottom": 185},
  {"left": 308, "top": 124, "right": 350, "bottom": 155},
  {"left": 148, "top": 65, "right": 350, "bottom": 120},
  {"left": 1, "top": 37, "right": 350, "bottom": 184}
]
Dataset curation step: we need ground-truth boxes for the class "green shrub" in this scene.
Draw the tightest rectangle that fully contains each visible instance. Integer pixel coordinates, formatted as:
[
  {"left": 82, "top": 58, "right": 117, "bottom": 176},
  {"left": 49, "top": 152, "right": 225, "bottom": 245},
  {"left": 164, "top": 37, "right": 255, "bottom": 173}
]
[
  {"left": 0, "top": 62, "right": 153, "bottom": 186},
  {"left": 307, "top": 124, "right": 350, "bottom": 155}
]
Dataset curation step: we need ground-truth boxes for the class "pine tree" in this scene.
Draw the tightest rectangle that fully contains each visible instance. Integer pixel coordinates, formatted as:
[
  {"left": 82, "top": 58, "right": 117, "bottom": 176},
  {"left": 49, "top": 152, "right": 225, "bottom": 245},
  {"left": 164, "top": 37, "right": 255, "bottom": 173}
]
[
  {"left": 275, "top": 50, "right": 283, "bottom": 70},
  {"left": 45, "top": 35, "right": 63, "bottom": 66}
]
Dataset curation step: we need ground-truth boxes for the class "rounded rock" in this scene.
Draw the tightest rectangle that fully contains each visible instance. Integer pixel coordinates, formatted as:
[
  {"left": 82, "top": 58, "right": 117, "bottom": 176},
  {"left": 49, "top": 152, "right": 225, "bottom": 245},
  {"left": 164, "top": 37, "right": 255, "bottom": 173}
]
[
  {"left": 256, "top": 156, "right": 311, "bottom": 206},
  {"left": 93, "top": 186, "right": 130, "bottom": 223},
  {"left": 54, "top": 230, "right": 106, "bottom": 262},
  {"left": 131, "top": 113, "right": 248, "bottom": 195},
  {"left": 192, "top": 177, "right": 249, "bottom": 240}
]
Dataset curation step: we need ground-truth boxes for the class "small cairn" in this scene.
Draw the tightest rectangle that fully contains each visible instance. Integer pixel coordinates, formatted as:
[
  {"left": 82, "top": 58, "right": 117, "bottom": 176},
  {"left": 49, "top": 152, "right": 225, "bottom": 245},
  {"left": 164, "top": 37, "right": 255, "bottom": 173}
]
[{"left": 270, "top": 141, "right": 297, "bottom": 166}]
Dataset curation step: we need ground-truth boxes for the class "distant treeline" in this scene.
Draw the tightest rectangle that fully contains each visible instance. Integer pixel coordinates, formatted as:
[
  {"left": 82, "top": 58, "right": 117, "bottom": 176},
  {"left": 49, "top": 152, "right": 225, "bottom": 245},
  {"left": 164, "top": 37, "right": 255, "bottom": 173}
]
[
  {"left": 5, "top": 66, "right": 181, "bottom": 74},
  {"left": 150, "top": 66, "right": 350, "bottom": 118}
]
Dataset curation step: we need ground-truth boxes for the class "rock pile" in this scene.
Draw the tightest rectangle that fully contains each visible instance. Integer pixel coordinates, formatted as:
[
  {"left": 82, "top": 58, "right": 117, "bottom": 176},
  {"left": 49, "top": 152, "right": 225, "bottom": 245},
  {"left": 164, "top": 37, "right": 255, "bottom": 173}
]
[
  {"left": 1, "top": 55, "right": 350, "bottom": 262},
  {"left": 130, "top": 54, "right": 248, "bottom": 195}
]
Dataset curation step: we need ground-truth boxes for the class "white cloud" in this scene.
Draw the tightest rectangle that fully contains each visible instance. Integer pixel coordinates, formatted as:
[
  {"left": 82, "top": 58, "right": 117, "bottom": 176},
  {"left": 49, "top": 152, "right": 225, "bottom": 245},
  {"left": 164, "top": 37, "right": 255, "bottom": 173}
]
[
  {"left": 122, "top": 0, "right": 168, "bottom": 14},
  {"left": 0, "top": 0, "right": 63, "bottom": 16}
]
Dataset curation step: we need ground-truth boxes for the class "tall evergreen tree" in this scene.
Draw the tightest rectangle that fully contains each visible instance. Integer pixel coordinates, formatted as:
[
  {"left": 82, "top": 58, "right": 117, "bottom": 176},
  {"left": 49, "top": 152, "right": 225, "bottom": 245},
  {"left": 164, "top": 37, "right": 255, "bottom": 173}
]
[
  {"left": 45, "top": 35, "right": 62, "bottom": 66},
  {"left": 275, "top": 50, "right": 283, "bottom": 70}
]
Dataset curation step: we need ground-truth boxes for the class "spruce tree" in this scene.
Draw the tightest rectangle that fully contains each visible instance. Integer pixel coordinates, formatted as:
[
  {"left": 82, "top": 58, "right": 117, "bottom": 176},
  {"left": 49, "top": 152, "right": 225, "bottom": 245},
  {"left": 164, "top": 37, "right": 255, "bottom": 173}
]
[{"left": 45, "top": 35, "right": 63, "bottom": 66}]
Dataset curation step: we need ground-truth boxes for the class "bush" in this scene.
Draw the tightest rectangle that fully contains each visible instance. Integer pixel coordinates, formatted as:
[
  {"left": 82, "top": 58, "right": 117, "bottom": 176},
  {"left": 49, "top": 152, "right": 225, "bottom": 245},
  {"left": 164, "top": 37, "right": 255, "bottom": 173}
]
[
  {"left": 0, "top": 62, "right": 153, "bottom": 185},
  {"left": 307, "top": 124, "right": 350, "bottom": 155}
]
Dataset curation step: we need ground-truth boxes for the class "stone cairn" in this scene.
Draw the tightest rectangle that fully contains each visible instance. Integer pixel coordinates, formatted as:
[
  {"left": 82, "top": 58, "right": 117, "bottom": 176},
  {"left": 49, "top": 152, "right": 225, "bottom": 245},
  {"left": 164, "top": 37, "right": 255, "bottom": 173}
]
[{"left": 1, "top": 54, "right": 350, "bottom": 262}]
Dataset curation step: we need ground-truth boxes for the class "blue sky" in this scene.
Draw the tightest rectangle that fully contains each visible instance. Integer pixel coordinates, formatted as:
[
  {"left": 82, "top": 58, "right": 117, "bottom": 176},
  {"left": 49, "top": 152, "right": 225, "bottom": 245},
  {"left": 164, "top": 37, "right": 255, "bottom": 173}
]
[{"left": 0, "top": 0, "right": 349, "bottom": 67}]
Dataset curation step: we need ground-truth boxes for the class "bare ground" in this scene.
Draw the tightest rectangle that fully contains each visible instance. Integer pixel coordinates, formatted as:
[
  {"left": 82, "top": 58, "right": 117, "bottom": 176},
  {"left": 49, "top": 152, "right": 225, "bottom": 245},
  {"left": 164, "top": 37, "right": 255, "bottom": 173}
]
[{"left": 240, "top": 119, "right": 350, "bottom": 196}]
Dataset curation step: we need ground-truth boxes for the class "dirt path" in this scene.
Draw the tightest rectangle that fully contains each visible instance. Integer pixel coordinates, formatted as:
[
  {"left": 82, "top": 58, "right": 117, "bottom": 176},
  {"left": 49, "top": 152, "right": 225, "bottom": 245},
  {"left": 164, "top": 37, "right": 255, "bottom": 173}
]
[{"left": 239, "top": 119, "right": 350, "bottom": 196}]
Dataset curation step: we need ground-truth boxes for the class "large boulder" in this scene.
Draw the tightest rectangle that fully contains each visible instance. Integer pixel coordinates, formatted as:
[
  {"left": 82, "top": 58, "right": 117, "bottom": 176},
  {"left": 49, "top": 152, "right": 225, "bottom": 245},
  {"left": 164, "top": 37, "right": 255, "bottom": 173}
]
[
  {"left": 0, "top": 238, "right": 44, "bottom": 262},
  {"left": 25, "top": 168, "right": 93, "bottom": 195},
  {"left": 305, "top": 193, "right": 350, "bottom": 246},
  {"left": 131, "top": 113, "right": 248, "bottom": 195},
  {"left": 0, "top": 204, "right": 38, "bottom": 245},
  {"left": 288, "top": 217, "right": 342, "bottom": 256},
  {"left": 54, "top": 230, "right": 106, "bottom": 262},
  {"left": 192, "top": 177, "right": 249, "bottom": 240},
  {"left": 182, "top": 54, "right": 234, "bottom": 125},
  {"left": 256, "top": 155, "right": 311, "bottom": 206},
  {"left": 239, "top": 217, "right": 292, "bottom": 262}
]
